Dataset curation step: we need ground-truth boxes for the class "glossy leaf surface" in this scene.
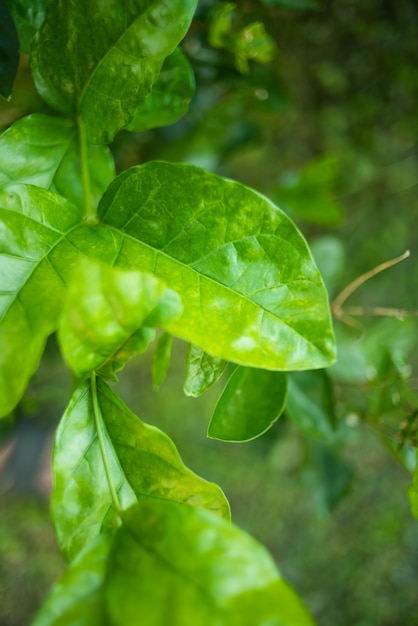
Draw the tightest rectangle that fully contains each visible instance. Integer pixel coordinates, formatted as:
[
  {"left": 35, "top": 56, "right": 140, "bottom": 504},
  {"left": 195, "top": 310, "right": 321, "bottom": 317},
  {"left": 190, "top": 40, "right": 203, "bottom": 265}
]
[
  {"left": 0, "top": 184, "right": 82, "bottom": 417},
  {"left": 31, "top": 0, "right": 198, "bottom": 142},
  {"left": 184, "top": 344, "right": 226, "bottom": 397},
  {"left": 58, "top": 258, "right": 182, "bottom": 378},
  {"left": 52, "top": 379, "right": 230, "bottom": 560},
  {"left": 208, "top": 366, "right": 288, "bottom": 441},
  {"left": 106, "top": 499, "right": 315, "bottom": 626},
  {"left": 99, "top": 161, "right": 336, "bottom": 370},
  {"left": 0, "top": 0, "right": 19, "bottom": 100},
  {"left": 0, "top": 114, "right": 115, "bottom": 211},
  {"left": 31, "top": 535, "right": 110, "bottom": 626},
  {"left": 286, "top": 369, "right": 336, "bottom": 439},
  {"left": 152, "top": 332, "right": 172, "bottom": 389},
  {"left": 128, "top": 47, "right": 195, "bottom": 131}
]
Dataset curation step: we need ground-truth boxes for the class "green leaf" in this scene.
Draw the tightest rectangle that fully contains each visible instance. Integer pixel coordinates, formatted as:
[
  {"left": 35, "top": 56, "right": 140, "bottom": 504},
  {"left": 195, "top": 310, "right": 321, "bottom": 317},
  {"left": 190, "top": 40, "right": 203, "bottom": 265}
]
[
  {"left": 208, "top": 2, "right": 235, "bottom": 49},
  {"left": 0, "top": 184, "right": 82, "bottom": 418},
  {"left": 208, "top": 366, "right": 287, "bottom": 441},
  {"left": 0, "top": 114, "right": 115, "bottom": 212},
  {"left": 302, "top": 440, "right": 353, "bottom": 515},
  {"left": 184, "top": 344, "right": 226, "bottom": 397},
  {"left": 408, "top": 464, "right": 418, "bottom": 521},
  {"left": 128, "top": 48, "right": 195, "bottom": 132},
  {"left": 99, "top": 161, "right": 336, "bottom": 371},
  {"left": 106, "top": 499, "right": 315, "bottom": 626},
  {"left": 234, "top": 22, "right": 277, "bottom": 75},
  {"left": 286, "top": 369, "right": 336, "bottom": 439},
  {"left": 31, "top": 535, "right": 110, "bottom": 626},
  {"left": 0, "top": 0, "right": 19, "bottom": 100},
  {"left": 31, "top": 0, "right": 198, "bottom": 143},
  {"left": 58, "top": 257, "right": 182, "bottom": 379},
  {"left": 260, "top": 0, "right": 320, "bottom": 9},
  {"left": 152, "top": 332, "right": 172, "bottom": 389},
  {"left": 52, "top": 379, "right": 230, "bottom": 561},
  {"left": 5, "top": 0, "right": 54, "bottom": 53}
]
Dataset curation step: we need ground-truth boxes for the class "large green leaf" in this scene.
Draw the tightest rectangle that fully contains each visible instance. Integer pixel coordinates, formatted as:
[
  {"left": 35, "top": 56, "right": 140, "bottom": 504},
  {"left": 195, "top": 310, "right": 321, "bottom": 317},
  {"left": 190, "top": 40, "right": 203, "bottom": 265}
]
[
  {"left": 52, "top": 379, "right": 230, "bottom": 561},
  {"left": 184, "top": 344, "right": 226, "bottom": 397},
  {"left": 0, "top": 0, "right": 19, "bottom": 100},
  {"left": 286, "top": 369, "right": 336, "bottom": 439},
  {"left": 128, "top": 47, "right": 195, "bottom": 132},
  {"left": 0, "top": 114, "right": 115, "bottom": 211},
  {"left": 5, "top": 0, "right": 54, "bottom": 52},
  {"left": 0, "top": 184, "right": 82, "bottom": 417},
  {"left": 31, "top": 0, "right": 198, "bottom": 143},
  {"left": 208, "top": 366, "right": 288, "bottom": 441},
  {"left": 106, "top": 499, "right": 315, "bottom": 626},
  {"left": 31, "top": 535, "right": 111, "bottom": 626},
  {"left": 58, "top": 258, "right": 182, "bottom": 378},
  {"left": 99, "top": 161, "right": 336, "bottom": 370}
]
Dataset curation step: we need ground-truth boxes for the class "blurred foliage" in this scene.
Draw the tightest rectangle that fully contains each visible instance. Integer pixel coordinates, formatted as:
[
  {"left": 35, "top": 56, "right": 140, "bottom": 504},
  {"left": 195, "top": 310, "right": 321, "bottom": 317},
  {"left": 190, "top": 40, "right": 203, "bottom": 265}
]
[{"left": 1, "top": 0, "right": 418, "bottom": 624}]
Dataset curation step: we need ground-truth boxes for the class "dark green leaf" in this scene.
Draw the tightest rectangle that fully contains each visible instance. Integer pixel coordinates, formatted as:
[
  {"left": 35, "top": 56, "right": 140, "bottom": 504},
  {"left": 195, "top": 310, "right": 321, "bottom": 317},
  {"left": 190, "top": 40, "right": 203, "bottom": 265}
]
[
  {"left": 152, "top": 332, "right": 172, "bottom": 389},
  {"left": 260, "top": 0, "right": 320, "bottom": 9},
  {"left": 302, "top": 440, "right": 353, "bottom": 515},
  {"left": 0, "top": 184, "right": 82, "bottom": 417},
  {"left": 31, "top": 535, "right": 110, "bottom": 626},
  {"left": 99, "top": 161, "right": 336, "bottom": 371},
  {"left": 184, "top": 344, "right": 226, "bottom": 397},
  {"left": 58, "top": 257, "right": 182, "bottom": 378},
  {"left": 106, "top": 499, "right": 315, "bottom": 626},
  {"left": 208, "top": 366, "right": 287, "bottom": 441},
  {"left": 31, "top": 0, "right": 198, "bottom": 142},
  {"left": 128, "top": 48, "right": 195, "bottom": 132},
  {"left": 52, "top": 379, "right": 230, "bottom": 560},
  {"left": 0, "top": 0, "right": 19, "bottom": 100},
  {"left": 286, "top": 369, "right": 336, "bottom": 439},
  {"left": 5, "top": 0, "right": 54, "bottom": 53},
  {"left": 0, "top": 114, "right": 115, "bottom": 212}
]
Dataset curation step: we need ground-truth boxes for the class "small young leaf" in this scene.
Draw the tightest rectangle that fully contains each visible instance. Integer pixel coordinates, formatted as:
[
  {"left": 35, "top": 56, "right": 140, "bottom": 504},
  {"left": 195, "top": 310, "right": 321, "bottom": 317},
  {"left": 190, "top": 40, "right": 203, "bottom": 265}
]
[
  {"left": 52, "top": 379, "right": 230, "bottom": 561},
  {"left": 31, "top": 0, "right": 198, "bottom": 142},
  {"left": 128, "top": 48, "right": 195, "bottom": 132},
  {"left": 208, "top": 366, "right": 288, "bottom": 442},
  {"left": 106, "top": 499, "right": 315, "bottom": 626},
  {"left": 58, "top": 258, "right": 182, "bottom": 378},
  {"left": 0, "top": 184, "right": 82, "bottom": 418},
  {"left": 31, "top": 535, "right": 111, "bottom": 626},
  {"left": 0, "top": 0, "right": 19, "bottom": 101},
  {"left": 286, "top": 369, "right": 337, "bottom": 439},
  {"left": 0, "top": 114, "right": 115, "bottom": 212},
  {"left": 184, "top": 344, "right": 226, "bottom": 397},
  {"left": 99, "top": 161, "right": 336, "bottom": 371},
  {"left": 152, "top": 332, "right": 173, "bottom": 389}
]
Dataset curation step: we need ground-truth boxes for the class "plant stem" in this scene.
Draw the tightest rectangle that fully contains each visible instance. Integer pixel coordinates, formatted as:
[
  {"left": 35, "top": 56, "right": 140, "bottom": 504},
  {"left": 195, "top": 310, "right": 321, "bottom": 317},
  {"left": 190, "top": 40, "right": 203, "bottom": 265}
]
[
  {"left": 90, "top": 372, "right": 122, "bottom": 517},
  {"left": 332, "top": 249, "right": 412, "bottom": 320},
  {"left": 78, "top": 115, "right": 96, "bottom": 223}
]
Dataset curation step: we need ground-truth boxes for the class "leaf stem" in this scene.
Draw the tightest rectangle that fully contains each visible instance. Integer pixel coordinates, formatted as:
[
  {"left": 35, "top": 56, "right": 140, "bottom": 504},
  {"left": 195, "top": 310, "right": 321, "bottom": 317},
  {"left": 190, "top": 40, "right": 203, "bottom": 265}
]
[
  {"left": 90, "top": 372, "right": 122, "bottom": 517},
  {"left": 78, "top": 115, "right": 96, "bottom": 223}
]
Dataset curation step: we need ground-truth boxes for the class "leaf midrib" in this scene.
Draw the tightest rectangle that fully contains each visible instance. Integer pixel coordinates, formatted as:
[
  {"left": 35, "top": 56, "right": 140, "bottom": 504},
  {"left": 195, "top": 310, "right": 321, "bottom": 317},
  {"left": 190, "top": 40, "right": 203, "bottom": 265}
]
[{"left": 105, "top": 224, "right": 322, "bottom": 349}]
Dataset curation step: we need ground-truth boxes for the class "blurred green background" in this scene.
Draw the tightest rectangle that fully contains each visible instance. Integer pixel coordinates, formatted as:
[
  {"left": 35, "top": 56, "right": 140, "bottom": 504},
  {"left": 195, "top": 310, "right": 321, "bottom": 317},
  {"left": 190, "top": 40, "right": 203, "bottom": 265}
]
[{"left": 1, "top": 0, "right": 418, "bottom": 624}]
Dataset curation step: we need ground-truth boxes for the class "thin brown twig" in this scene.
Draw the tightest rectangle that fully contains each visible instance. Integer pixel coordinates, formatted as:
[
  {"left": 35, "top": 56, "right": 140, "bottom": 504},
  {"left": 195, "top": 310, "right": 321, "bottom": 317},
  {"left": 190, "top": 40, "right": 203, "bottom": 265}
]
[{"left": 332, "top": 250, "right": 418, "bottom": 322}]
